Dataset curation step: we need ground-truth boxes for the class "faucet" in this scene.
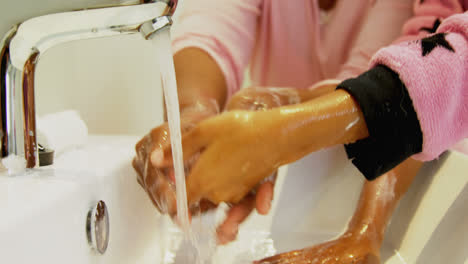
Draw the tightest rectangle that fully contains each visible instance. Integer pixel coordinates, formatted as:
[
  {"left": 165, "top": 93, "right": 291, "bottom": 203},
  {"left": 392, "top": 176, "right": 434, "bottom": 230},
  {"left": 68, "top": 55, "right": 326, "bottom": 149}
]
[{"left": 0, "top": 0, "right": 177, "bottom": 169}]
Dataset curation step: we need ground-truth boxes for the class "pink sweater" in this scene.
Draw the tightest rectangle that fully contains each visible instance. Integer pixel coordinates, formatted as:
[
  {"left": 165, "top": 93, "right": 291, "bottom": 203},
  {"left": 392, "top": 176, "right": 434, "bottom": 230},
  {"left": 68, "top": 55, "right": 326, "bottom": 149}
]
[
  {"left": 172, "top": 0, "right": 413, "bottom": 94},
  {"left": 172, "top": 0, "right": 468, "bottom": 161}
]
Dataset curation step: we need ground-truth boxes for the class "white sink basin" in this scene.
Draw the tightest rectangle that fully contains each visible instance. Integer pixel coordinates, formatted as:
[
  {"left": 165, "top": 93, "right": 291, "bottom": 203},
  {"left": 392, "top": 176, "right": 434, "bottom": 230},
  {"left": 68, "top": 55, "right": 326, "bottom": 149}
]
[
  {"left": 269, "top": 147, "right": 468, "bottom": 264},
  {"left": 169, "top": 145, "right": 468, "bottom": 264},
  {"left": 0, "top": 136, "right": 167, "bottom": 264}
]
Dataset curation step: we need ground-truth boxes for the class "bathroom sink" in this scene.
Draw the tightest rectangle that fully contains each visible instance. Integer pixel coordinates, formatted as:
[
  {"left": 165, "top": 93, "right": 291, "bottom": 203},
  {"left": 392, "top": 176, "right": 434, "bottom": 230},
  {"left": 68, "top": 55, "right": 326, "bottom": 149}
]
[
  {"left": 1, "top": 8, "right": 465, "bottom": 262},
  {"left": 1, "top": 136, "right": 467, "bottom": 263},
  {"left": 167, "top": 146, "right": 468, "bottom": 263},
  {"left": 267, "top": 147, "right": 468, "bottom": 264},
  {"left": 0, "top": 136, "right": 167, "bottom": 264}
]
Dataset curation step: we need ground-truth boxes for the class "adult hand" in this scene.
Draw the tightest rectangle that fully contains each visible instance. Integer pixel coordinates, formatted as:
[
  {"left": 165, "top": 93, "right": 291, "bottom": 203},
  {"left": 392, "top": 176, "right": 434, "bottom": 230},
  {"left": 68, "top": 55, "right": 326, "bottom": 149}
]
[
  {"left": 133, "top": 85, "right": 305, "bottom": 228},
  {"left": 152, "top": 108, "right": 287, "bottom": 205},
  {"left": 153, "top": 89, "right": 368, "bottom": 208},
  {"left": 132, "top": 105, "right": 217, "bottom": 217}
]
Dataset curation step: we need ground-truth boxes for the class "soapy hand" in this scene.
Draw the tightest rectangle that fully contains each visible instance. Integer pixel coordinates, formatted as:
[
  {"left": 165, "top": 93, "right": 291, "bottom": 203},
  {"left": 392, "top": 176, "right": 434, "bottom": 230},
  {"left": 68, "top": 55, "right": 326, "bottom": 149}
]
[
  {"left": 152, "top": 87, "right": 313, "bottom": 205},
  {"left": 137, "top": 86, "right": 312, "bottom": 243},
  {"left": 137, "top": 84, "right": 356, "bottom": 245},
  {"left": 132, "top": 107, "right": 217, "bottom": 216},
  {"left": 133, "top": 87, "right": 307, "bottom": 235},
  {"left": 255, "top": 228, "right": 381, "bottom": 264},
  {"left": 151, "top": 85, "right": 357, "bottom": 209},
  {"left": 153, "top": 85, "right": 359, "bottom": 205},
  {"left": 218, "top": 87, "right": 304, "bottom": 244},
  {"left": 153, "top": 107, "right": 295, "bottom": 206}
]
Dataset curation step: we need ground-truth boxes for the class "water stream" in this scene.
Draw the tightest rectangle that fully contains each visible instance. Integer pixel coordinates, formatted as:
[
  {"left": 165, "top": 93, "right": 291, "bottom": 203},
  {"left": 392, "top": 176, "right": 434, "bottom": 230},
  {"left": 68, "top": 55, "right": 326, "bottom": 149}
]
[
  {"left": 151, "top": 27, "right": 278, "bottom": 264},
  {"left": 152, "top": 27, "right": 208, "bottom": 264}
]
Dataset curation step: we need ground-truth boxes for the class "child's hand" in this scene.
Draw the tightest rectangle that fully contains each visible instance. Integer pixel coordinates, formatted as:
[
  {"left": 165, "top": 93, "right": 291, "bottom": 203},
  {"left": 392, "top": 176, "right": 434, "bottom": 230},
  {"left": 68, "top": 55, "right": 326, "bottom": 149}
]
[
  {"left": 217, "top": 87, "right": 302, "bottom": 244},
  {"left": 152, "top": 88, "right": 369, "bottom": 213},
  {"left": 152, "top": 109, "right": 283, "bottom": 205}
]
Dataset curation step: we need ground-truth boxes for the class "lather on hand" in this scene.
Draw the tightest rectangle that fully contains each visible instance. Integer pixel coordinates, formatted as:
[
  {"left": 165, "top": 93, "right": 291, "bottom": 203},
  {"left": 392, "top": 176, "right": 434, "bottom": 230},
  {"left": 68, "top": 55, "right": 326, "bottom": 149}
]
[{"left": 152, "top": 90, "right": 369, "bottom": 207}]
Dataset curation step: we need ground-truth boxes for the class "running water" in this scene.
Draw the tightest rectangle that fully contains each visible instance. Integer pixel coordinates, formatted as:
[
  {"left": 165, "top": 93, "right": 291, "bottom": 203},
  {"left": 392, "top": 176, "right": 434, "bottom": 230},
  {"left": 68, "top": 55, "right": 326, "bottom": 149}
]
[
  {"left": 152, "top": 27, "right": 211, "bottom": 264},
  {"left": 151, "top": 28, "right": 277, "bottom": 264},
  {"left": 152, "top": 28, "right": 191, "bottom": 232}
]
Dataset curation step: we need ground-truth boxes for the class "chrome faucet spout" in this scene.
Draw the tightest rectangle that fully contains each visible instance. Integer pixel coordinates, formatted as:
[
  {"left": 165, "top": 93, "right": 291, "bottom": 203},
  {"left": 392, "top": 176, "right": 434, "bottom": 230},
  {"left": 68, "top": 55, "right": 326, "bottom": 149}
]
[{"left": 0, "top": 0, "right": 177, "bottom": 169}]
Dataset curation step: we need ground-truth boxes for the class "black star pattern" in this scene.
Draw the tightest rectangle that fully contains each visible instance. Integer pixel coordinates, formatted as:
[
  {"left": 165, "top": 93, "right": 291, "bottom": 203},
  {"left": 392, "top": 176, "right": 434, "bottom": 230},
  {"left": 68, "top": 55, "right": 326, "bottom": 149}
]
[
  {"left": 421, "top": 19, "right": 441, "bottom": 33},
  {"left": 421, "top": 33, "right": 455, "bottom": 56}
]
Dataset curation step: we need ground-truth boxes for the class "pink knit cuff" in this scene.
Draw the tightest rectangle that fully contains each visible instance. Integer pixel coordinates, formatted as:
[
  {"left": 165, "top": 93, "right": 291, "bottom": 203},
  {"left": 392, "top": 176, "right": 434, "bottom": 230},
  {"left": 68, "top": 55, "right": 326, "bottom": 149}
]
[{"left": 371, "top": 32, "right": 468, "bottom": 161}]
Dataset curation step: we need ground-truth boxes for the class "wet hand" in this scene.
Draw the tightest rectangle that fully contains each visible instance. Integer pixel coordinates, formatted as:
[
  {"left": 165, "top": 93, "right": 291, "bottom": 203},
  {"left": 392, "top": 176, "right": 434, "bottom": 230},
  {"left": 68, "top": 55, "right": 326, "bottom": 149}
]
[
  {"left": 133, "top": 87, "right": 302, "bottom": 225},
  {"left": 217, "top": 87, "right": 303, "bottom": 244},
  {"left": 152, "top": 88, "right": 363, "bottom": 239},
  {"left": 132, "top": 108, "right": 216, "bottom": 217},
  {"left": 153, "top": 108, "right": 287, "bottom": 207}
]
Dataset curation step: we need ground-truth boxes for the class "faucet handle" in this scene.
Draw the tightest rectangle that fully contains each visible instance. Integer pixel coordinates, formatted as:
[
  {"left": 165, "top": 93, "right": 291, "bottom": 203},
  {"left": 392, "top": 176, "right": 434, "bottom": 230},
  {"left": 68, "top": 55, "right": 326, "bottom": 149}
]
[{"left": 38, "top": 144, "right": 54, "bottom": 166}]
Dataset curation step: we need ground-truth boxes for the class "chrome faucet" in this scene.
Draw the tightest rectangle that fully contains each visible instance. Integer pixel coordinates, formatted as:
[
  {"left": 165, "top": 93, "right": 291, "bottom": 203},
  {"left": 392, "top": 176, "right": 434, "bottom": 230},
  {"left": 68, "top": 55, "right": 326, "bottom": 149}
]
[{"left": 0, "top": 0, "right": 177, "bottom": 168}]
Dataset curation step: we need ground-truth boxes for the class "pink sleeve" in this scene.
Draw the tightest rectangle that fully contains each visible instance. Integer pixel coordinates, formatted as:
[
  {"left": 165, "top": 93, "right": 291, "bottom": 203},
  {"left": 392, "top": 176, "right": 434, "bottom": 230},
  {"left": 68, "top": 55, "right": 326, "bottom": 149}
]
[
  {"left": 171, "top": 0, "right": 262, "bottom": 98},
  {"left": 337, "top": 0, "right": 466, "bottom": 80},
  {"left": 394, "top": 0, "right": 465, "bottom": 43},
  {"left": 336, "top": 0, "right": 414, "bottom": 80},
  {"left": 371, "top": 12, "right": 468, "bottom": 161}
]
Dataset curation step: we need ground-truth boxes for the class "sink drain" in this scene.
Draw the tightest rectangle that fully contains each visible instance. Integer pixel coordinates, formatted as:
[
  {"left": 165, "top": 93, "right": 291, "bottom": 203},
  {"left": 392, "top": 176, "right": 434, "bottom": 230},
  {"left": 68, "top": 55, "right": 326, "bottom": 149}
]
[{"left": 86, "top": 200, "right": 110, "bottom": 254}]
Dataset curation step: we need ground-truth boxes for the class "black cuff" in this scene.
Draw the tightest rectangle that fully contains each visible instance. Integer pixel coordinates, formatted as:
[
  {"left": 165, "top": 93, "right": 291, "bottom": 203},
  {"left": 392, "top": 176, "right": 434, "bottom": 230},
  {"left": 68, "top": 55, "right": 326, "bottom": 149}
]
[{"left": 337, "top": 65, "right": 423, "bottom": 180}]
